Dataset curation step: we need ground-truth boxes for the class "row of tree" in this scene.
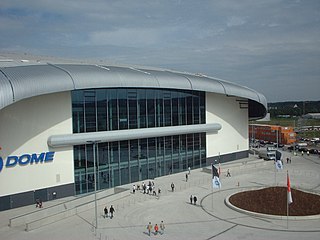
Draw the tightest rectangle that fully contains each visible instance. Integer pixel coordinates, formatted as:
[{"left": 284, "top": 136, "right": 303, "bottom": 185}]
[{"left": 268, "top": 101, "right": 320, "bottom": 118}]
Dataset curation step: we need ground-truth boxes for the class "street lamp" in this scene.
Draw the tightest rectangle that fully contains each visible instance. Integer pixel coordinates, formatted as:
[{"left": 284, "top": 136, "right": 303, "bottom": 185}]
[{"left": 87, "top": 140, "right": 101, "bottom": 231}]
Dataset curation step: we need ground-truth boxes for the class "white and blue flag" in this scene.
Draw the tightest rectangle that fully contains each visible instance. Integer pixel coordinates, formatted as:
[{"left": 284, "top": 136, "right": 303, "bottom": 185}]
[
  {"left": 275, "top": 159, "right": 283, "bottom": 170},
  {"left": 212, "top": 164, "right": 221, "bottom": 189}
]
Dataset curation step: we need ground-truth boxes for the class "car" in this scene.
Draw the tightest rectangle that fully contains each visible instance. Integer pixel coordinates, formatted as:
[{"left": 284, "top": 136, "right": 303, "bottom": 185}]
[{"left": 309, "top": 149, "right": 319, "bottom": 154}]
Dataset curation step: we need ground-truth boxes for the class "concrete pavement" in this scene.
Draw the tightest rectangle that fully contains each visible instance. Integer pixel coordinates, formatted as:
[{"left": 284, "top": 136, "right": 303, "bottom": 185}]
[{"left": 1, "top": 150, "right": 320, "bottom": 240}]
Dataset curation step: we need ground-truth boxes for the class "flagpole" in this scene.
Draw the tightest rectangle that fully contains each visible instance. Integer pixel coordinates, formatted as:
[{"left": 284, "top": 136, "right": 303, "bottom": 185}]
[
  {"left": 211, "top": 163, "right": 214, "bottom": 211},
  {"left": 287, "top": 170, "right": 289, "bottom": 229},
  {"left": 274, "top": 164, "right": 277, "bottom": 185}
]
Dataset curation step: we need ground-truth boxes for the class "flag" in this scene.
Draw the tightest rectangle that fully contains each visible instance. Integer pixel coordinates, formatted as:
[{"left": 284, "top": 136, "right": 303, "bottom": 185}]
[
  {"left": 287, "top": 172, "right": 293, "bottom": 204},
  {"left": 276, "top": 150, "right": 282, "bottom": 161},
  {"left": 275, "top": 159, "right": 283, "bottom": 170},
  {"left": 212, "top": 164, "right": 221, "bottom": 189}
]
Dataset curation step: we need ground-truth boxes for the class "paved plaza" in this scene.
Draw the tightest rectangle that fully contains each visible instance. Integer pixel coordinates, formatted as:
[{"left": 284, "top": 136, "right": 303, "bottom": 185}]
[{"left": 1, "top": 150, "right": 320, "bottom": 240}]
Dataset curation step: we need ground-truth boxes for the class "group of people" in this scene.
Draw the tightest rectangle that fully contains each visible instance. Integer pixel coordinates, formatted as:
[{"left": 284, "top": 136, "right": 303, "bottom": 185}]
[
  {"left": 147, "top": 221, "right": 165, "bottom": 236},
  {"left": 35, "top": 199, "right": 43, "bottom": 208},
  {"left": 103, "top": 205, "right": 115, "bottom": 219},
  {"left": 133, "top": 181, "right": 162, "bottom": 197},
  {"left": 189, "top": 195, "right": 198, "bottom": 205}
]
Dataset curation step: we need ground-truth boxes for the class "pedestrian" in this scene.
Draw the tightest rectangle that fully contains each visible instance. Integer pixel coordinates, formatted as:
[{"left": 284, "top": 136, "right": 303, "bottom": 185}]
[
  {"left": 226, "top": 169, "right": 231, "bottom": 177},
  {"left": 36, "top": 199, "right": 40, "bottom": 208},
  {"left": 190, "top": 195, "right": 193, "bottom": 204},
  {"left": 171, "top": 182, "right": 175, "bottom": 192},
  {"left": 143, "top": 183, "right": 146, "bottom": 194},
  {"left": 104, "top": 206, "right": 108, "bottom": 218},
  {"left": 193, "top": 195, "right": 197, "bottom": 205},
  {"left": 133, "top": 184, "right": 136, "bottom": 194},
  {"left": 147, "top": 222, "right": 152, "bottom": 236},
  {"left": 160, "top": 220, "right": 165, "bottom": 235},
  {"left": 188, "top": 166, "right": 191, "bottom": 175},
  {"left": 109, "top": 205, "right": 115, "bottom": 218},
  {"left": 186, "top": 173, "right": 188, "bottom": 182},
  {"left": 154, "top": 223, "right": 159, "bottom": 235}
]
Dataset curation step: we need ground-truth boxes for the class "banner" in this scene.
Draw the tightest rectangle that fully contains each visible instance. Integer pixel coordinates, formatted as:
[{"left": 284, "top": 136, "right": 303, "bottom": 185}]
[
  {"left": 275, "top": 159, "right": 283, "bottom": 170},
  {"left": 212, "top": 164, "right": 221, "bottom": 189},
  {"left": 287, "top": 172, "right": 293, "bottom": 204}
]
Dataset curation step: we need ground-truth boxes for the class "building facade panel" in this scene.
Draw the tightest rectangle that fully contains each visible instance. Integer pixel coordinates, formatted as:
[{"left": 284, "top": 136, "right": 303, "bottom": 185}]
[
  {"left": 206, "top": 92, "right": 249, "bottom": 162},
  {"left": 0, "top": 92, "right": 74, "bottom": 197}
]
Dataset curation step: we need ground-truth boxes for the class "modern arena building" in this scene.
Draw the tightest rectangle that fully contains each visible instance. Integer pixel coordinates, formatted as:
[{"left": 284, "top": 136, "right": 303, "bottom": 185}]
[{"left": 0, "top": 56, "right": 267, "bottom": 211}]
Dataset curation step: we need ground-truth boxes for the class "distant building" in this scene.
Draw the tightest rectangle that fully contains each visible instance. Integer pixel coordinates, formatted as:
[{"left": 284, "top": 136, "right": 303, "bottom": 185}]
[
  {"left": 249, "top": 124, "right": 296, "bottom": 145},
  {"left": 302, "top": 113, "right": 320, "bottom": 119}
]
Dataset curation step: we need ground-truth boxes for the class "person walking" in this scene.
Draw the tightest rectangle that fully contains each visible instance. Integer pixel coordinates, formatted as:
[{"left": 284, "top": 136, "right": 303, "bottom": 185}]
[
  {"left": 109, "top": 205, "right": 115, "bottom": 218},
  {"left": 226, "top": 169, "right": 231, "bottom": 177},
  {"left": 171, "top": 182, "right": 175, "bottom": 192},
  {"left": 186, "top": 173, "right": 188, "bottom": 182},
  {"left": 188, "top": 166, "right": 191, "bottom": 175},
  {"left": 160, "top": 220, "right": 165, "bottom": 235},
  {"left": 104, "top": 206, "right": 108, "bottom": 218},
  {"left": 193, "top": 195, "right": 197, "bottom": 205},
  {"left": 190, "top": 195, "right": 193, "bottom": 204},
  {"left": 147, "top": 222, "right": 152, "bottom": 236},
  {"left": 154, "top": 223, "right": 159, "bottom": 235}
]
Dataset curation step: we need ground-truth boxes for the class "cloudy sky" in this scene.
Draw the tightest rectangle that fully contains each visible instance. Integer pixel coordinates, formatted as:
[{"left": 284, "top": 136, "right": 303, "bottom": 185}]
[{"left": 0, "top": 0, "right": 319, "bottom": 102}]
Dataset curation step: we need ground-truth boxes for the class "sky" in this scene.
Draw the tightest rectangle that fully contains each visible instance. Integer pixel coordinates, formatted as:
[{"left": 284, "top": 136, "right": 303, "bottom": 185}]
[{"left": 0, "top": 0, "right": 319, "bottom": 102}]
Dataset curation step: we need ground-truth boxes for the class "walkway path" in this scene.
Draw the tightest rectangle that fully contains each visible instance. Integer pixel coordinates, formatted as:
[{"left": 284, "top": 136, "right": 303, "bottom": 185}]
[{"left": 1, "top": 151, "right": 320, "bottom": 240}]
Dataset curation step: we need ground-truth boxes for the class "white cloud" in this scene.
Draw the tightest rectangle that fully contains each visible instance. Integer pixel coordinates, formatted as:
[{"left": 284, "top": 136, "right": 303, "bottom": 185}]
[{"left": 227, "top": 16, "right": 247, "bottom": 27}]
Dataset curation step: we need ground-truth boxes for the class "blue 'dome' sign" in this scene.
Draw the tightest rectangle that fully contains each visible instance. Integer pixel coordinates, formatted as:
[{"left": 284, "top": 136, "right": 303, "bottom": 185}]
[{"left": 0, "top": 152, "right": 55, "bottom": 172}]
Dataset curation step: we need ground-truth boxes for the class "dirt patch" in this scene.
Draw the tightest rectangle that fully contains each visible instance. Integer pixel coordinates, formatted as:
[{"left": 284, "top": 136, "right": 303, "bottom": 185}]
[{"left": 229, "top": 187, "right": 320, "bottom": 216}]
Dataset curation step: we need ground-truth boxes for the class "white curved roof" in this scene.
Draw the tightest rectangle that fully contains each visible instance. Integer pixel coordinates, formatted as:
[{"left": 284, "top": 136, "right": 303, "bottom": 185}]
[{"left": 0, "top": 61, "right": 267, "bottom": 119}]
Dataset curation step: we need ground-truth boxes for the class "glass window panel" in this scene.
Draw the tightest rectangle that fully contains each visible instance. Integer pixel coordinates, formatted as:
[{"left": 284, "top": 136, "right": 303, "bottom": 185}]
[
  {"left": 120, "top": 141, "right": 129, "bottom": 162},
  {"left": 165, "top": 136, "right": 172, "bottom": 174},
  {"left": 130, "top": 140, "right": 139, "bottom": 182},
  {"left": 138, "top": 89, "right": 146, "bottom": 128},
  {"left": 140, "top": 138, "right": 148, "bottom": 180},
  {"left": 164, "top": 91, "right": 171, "bottom": 126},
  {"left": 172, "top": 92, "right": 179, "bottom": 126},
  {"left": 193, "top": 93, "right": 200, "bottom": 124},
  {"left": 74, "top": 145, "right": 86, "bottom": 170},
  {"left": 110, "top": 142, "right": 119, "bottom": 164},
  {"left": 200, "top": 91, "right": 206, "bottom": 124},
  {"left": 84, "top": 91, "right": 96, "bottom": 132},
  {"left": 186, "top": 94, "right": 193, "bottom": 125},
  {"left": 108, "top": 89, "right": 118, "bottom": 130},
  {"left": 97, "top": 89, "right": 107, "bottom": 131},
  {"left": 156, "top": 91, "right": 164, "bottom": 127},
  {"left": 118, "top": 89, "right": 128, "bottom": 130},
  {"left": 72, "top": 91, "right": 84, "bottom": 133},
  {"left": 148, "top": 138, "right": 156, "bottom": 179},
  {"left": 179, "top": 93, "right": 186, "bottom": 125},
  {"left": 128, "top": 91, "right": 138, "bottom": 129},
  {"left": 147, "top": 90, "right": 155, "bottom": 128},
  {"left": 98, "top": 142, "right": 108, "bottom": 166}
]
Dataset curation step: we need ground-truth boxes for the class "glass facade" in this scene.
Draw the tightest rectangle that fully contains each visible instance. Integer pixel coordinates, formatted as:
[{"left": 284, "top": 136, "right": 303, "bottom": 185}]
[{"left": 72, "top": 88, "right": 206, "bottom": 195}]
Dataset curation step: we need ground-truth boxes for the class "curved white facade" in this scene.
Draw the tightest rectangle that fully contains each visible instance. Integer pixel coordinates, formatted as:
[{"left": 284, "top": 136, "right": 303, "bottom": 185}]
[{"left": 0, "top": 59, "right": 267, "bottom": 210}]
